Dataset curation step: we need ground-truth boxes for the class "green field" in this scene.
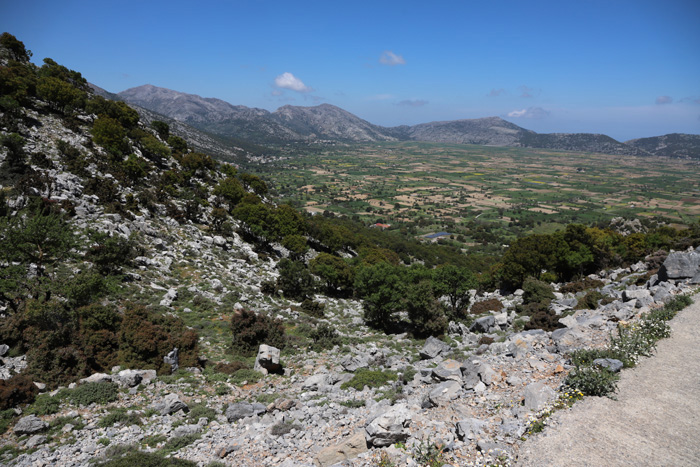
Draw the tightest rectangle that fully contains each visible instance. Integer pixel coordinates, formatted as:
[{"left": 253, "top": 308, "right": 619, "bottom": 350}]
[{"left": 254, "top": 142, "right": 700, "bottom": 250}]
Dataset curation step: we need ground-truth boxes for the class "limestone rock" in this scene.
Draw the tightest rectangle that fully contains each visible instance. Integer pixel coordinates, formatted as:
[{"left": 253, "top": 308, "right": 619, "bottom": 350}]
[
  {"left": 314, "top": 431, "right": 368, "bottom": 467},
  {"left": 660, "top": 250, "right": 700, "bottom": 279},
  {"left": 365, "top": 403, "right": 412, "bottom": 447},
  {"left": 419, "top": 336, "right": 451, "bottom": 360},
  {"left": 523, "top": 381, "right": 556, "bottom": 411},
  {"left": 13, "top": 415, "right": 48, "bottom": 435},
  {"left": 423, "top": 380, "right": 462, "bottom": 408},
  {"left": 432, "top": 359, "right": 463, "bottom": 382},
  {"left": 226, "top": 401, "right": 266, "bottom": 422},
  {"left": 158, "top": 393, "right": 188, "bottom": 415},
  {"left": 253, "top": 344, "right": 282, "bottom": 375}
]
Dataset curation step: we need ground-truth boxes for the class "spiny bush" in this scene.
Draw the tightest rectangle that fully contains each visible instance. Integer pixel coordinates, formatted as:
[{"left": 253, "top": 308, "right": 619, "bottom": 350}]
[
  {"left": 0, "top": 374, "right": 38, "bottom": 410},
  {"left": 574, "top": 290, "right": 605, "bottom": 310},
  {"left": 340, "top": 369, "right": 397, "bottom": 391},
  {"left": 96, "top": 445, "right": 197, "bottom": 466},
  {"left": 229, "top": 309, "right": 286, "bottom": 357},
  {"left": 470, "top": 298, "right": 503, "bottom": 315},
  {"left": 229, "top": 369, "right": 263, "bottom": 386},
  {"left": 118, "top": 303, "right": 199, "bottom": 374}
]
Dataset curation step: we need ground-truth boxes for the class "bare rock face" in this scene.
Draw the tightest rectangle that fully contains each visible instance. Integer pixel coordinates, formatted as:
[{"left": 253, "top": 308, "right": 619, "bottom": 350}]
[{"left": 314, "top": 431, "right": 368, "bottom": 467}]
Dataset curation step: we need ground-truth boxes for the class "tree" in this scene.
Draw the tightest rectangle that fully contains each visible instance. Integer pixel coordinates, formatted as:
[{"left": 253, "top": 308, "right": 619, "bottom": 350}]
[
  {"left": 214, "top": 177, "right": 246, "bottom": 211},
  {"left": 432, "top": 265, "right": 477, "bottom": 318},
  {"left": 0, "top": 32, "right": 32, "bottom": 62},
  {"left": 310, "top": 252, "right": 354, "bottom": 296},
  {"left": 240, "top": 173, "right": 268, "bottom": 196},
  {"left": 36, "top": 76, "right": 86, "bottom": 113},
  {"left": 406, "top": 280, "right": 447, "bottom": 337},
  {"left": 151, "top": 120, "right": 170, "bottom": 139},
  {"left": 91, "top": 116, "right": 128, "bottom": 156},
  {"left": 354, "top": 262, "right": 405, "bottom": 331},
  {"left": 276, "top": 258, "right": 315, "bottom": 300}
]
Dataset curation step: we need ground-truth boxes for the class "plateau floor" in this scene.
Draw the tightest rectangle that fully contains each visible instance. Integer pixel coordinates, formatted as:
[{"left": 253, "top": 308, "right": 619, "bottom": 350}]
[{"left": 516, "top": 293, "right": 700, "bottom": 467}]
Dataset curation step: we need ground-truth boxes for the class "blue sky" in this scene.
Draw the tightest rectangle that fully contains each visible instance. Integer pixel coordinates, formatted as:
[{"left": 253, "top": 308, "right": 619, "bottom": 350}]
[{"left": 2, "top": 0, "right": 699, "bottom": 140}]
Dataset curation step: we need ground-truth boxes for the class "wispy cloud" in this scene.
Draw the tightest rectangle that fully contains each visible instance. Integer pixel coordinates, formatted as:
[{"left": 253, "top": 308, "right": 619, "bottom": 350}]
[
  {"left": 274, "top": 72, "right": 312, "bottom": 93},
  {"left": 396, "top": 99, "right": 428, "bottom": 107},
  {"left": 679, "top": 96, "right": 700, "bottom": 104},
  {"left": 379, "top": 50, "right": 405, "bottom": 66},
  {"left": 506, "top": 107, "right": 550, "bottom": 119},
  {"left": 367, "top": 94, "right": 395, "bottom": 101},
  {"left": 518, "top": 85, "right": 539, "bottom": 98},
  {"left": 655, "top": 95, "right": 673, "bottom": 105},
  {"left": 488, "top": 88, "right": 506, "bottom": 97}
]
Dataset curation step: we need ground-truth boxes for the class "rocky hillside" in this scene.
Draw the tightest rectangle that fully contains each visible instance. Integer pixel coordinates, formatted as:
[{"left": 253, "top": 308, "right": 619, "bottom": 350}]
[
  {"left": 626, "top": 133, "right": 700, "bottom": 159},
  {"left": 114, "top": 84, "right": 700, "bottom": 157}
]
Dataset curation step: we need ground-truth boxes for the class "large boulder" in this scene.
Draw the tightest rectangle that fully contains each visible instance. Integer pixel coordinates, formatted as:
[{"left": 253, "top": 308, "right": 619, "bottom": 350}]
[
  {"left": 13, "top": 415, "right": 48, "bottom": 435},
  {"left": 423, "top": 380, "right": 462, "bottom": 408},
  {"left": 340, "top": 354, "right": 370, "bottom": 372},
  {"left": 456, "top": 418, "right": 488, "bottom": 441},
  {"left": 431, "top": 359, "right": 463, "bottom": 382},
  {"left": 253, "top": 344, "right": 282, "bottom": 375},
  {"left": 225, "top": 401, "right": 266, "bottom": 422},
  {"left": 470, "top": 315, "right": 496, "bottom": 333},
  {"left": 314, "top": 431, "right": 368, "bottom": 467},
  {"left": 157, "top": 393, "right": 189, "bottom": 415},
  {"left": 365, "top": 403, "right": 412, "bottom": 447},
  {"left": 419, "top": 336, "right": 451, "bottom": 360},
  {"left": 660, "top": 250, "right": 700, "bottom": 280}
]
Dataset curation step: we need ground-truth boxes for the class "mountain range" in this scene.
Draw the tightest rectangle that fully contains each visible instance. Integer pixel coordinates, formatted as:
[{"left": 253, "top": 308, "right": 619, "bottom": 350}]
[{"left": 115, "top": 84, "right": 700, "bottom": 159}]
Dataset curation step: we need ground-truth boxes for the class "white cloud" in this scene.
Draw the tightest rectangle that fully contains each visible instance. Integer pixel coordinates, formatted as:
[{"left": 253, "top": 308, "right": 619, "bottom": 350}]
[
  {"left": 367, "top": 94, "right": 395, "bottom": 101},
  {"left": 507, "top": 107, "right": 550, "bottom": 119},
  {"left": 655, "top": 95, "right": 673, "bottom": 105},
  {"left": 397, "top": 99, "right": 428, "bottom": 107},
  {"left": 379, "top": 50, "right": 405, "bottom": 66},
  {"left": 274, "top": 72, "right": 312, "bottom": 93},
  {"left": 488, "top": 88, "right": 506, "bottom": 97}
]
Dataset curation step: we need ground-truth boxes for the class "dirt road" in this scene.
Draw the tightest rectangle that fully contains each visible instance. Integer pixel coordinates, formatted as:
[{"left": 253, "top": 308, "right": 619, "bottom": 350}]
[{"left": 516, "top": 293, "right": 700, "bottom": 466}]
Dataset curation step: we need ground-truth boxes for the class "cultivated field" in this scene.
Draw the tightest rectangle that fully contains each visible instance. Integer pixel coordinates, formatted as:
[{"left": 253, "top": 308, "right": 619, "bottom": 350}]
[{"left": 260, "top": 142, "right": 700, "bottom": 247}]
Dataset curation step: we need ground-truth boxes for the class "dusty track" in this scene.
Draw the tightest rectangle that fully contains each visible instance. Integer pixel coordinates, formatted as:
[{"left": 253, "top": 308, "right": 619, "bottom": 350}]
[{"left": 517, "top": 293, "right": 700, "bottom": 466}]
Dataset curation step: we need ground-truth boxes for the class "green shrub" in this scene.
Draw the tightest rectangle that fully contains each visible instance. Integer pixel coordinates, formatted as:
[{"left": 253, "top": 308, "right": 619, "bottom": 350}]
[
  {"left": 340, "top": 369, "right": 397, "bottom": 391},
  {"left": 574, "top": 290, "right": 604, "bottom": 310},
  {"left": 565, "top": 367, "right": 619, "bottom": 397},
  {"left": 308, "top": 323, "right": 341, "bottom": 351},
  {"left": 96, "top": 446, "right": 197, "bottom": 466},
  {"left": 0, "top": 408, "right": 17, "bottom": 435},
  {"left": 98, "top": 408, "right": 142, "bottom": 428},
  {"left": 300, "top": 299, "right": 325, "bottom": 318},
  {"left": 229, "top": 309, "right": 286, "bottom": 357},
  {"left": 27, "top": 391, "right": 66, "bottom": 415},
  {"left": 69, "top": 382, "right": 118, "bottom": 406},
  {"left": 522, "top": 277, "right": 555, "bottom": 305},
  {"left": 160, "top": 433, "right": 200, "bottom": 454},
  {"left": 185, "top": 403, "right": 216, "bottom": 424}
]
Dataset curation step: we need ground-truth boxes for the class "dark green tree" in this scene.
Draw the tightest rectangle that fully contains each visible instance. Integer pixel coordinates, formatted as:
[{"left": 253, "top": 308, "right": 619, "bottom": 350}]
[
  {"left": 309, "top": 252, "right": 354, "bottom": 296},
  {"left": 432, "top": 265, "right": 477, "bottom": 318},
  {"left": 354, "top": 262, "right": 405, "bottom": 331},
  {"left": 276, "top": 258, "right": 315, "bottom": 300}
]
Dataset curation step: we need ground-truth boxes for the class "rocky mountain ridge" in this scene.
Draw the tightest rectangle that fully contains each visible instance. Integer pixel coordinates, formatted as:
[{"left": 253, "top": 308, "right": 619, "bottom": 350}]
[{"left": 116, "top": 84, "right": 700, "bottom": 158}]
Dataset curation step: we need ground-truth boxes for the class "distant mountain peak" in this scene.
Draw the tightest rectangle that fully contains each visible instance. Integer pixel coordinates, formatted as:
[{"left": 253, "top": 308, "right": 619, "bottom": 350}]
[{"left": 115, "top": 84, "right": 699, "bottom": 157}]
